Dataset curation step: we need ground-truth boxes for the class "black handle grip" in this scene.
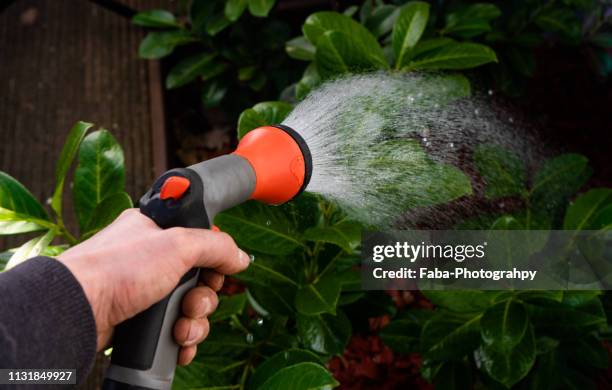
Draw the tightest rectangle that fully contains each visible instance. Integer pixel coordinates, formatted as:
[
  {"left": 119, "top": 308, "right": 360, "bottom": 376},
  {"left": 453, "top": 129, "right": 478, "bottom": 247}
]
[{"left": 103, "top": 169, "right": 209, "bottom": 390}]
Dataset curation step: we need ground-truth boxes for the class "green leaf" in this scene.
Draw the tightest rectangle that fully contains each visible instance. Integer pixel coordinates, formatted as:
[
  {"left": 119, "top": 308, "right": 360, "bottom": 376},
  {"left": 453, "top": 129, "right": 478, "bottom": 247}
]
[
  {"left": 315, "top": 31, "right": 387, "bottom": 79},
  {"left": 303, "top": 11, "right": 387, "bottom": 65},
  {"left": 225, "top": 0, "right": 247, "bottom": 22},
  {"left": 528, "top": 298, "right": 606, "bottom": 336},
  {"left": 206, "top": 13, "right": 231, "bottom": 36},
  {"left": 236, "top": 254, "right": 299, "bottom": 287},
  {"left": 410, "top": 38, "right": 455, "bottom": 59},
  {"left": 530, "top": 153, "right": 590, "bottom": 214},
  {"left": 210, "top": 293, "right": 247, "bottom": 322},
  {"left": 202, "top": 80, "right": 228, "bottom": 108},
  {"left": 166, "top": 53, "right": 217, "bottom": 89},
  {"left": 215, "top": 201, "right": 303, "bottom": 255},
  {"left": 479, "top": 323, "right": 536, "bottom": 387},
  {"left": 249, "top": 349, "right": 322, "bottom": 390},
  {"left": 303, "top": 220, "right": 361, "bottom": 253},
  {"left": 6, "top": 229, "right": 56, "bottom": 269},
  {"left": 296, "top": 63, "right": 321, "bottom": 100},
  {"left": 474, "top": 144, "right": 526, "bottom": 199},
  {"left": 248, "top": 284, "right": 296, "bottom": 316},
  {"left": 286, "top": 36, "right": 316, "bottom": 61},
  {"left": 0, "top": 172, "right": 51, "bottom": 235},
  {"left": 237, "top": 101, "right": 293, "bottom": 139},
  {"left": 380, "top": 318, "right": 421, "bottom": 353},
  {"left": 248, "top": 0, "right": 276, "bottom": 18},
  {"left": 73, "top": 130, "right": 125, "bottom": 231},
  {"left": 51, "top": 121, "right": 93, "bottom": 218},
  {"left": 563, "top": 188, "right": 612, "bottom": 230},
  {"left": 405, "top": 42, "right": 497, "bottom": 70},
  {"left": 258, "top": 362, "right": 338, "bottom": 390},
  {"left": 421, "top": 312, "right": 481, "bottom": 360},
  {"left": 132, "top": 9, "right": 180, "bottom": 28},
  {"left": 392, "top": 1, "right": 430, "bottom": 69},
  {"left": 82, "top": 192, "right": 132, "bottom": 238},
  {"left": 297, "top": 311, "right": 351, "bottom": 355},
  {"left": 172, "top": 359, "right": 234, "bottom": 389},
  {"left": 444, "top": 4, "right": 501, "bottom": 38},
  {"left": 481, "top": 300, "right": 529, "bottom": 350},
  {"left": 364, "top": 5, "right": 400, "bottom": 38},
  {"left": 423, "top": 290, "right": 502, "bottom": 312},
  {"left": 138, "top": 30, "right": 196, "bottom": 59},
  {"left": 295, "top": 275, "right": 342, "bottom": 315}
]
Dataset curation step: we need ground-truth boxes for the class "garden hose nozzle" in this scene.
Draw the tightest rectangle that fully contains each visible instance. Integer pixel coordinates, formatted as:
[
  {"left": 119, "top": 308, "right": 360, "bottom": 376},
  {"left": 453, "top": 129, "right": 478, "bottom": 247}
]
[{"left": 102, "top": 125, "right": 311, "bottom": 390}]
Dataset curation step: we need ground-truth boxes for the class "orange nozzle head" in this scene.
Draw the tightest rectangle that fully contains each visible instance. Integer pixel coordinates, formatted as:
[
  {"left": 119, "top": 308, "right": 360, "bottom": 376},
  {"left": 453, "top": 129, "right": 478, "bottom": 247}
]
[{"left": 233, "top": 125, "right": 312, "bottom": 205}]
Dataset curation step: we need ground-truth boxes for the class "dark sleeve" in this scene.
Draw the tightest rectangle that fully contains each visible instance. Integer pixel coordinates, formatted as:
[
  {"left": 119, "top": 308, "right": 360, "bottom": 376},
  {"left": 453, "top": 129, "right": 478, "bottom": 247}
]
[{"left": 0, "top": 256, "right": 97, "bottom": 384}]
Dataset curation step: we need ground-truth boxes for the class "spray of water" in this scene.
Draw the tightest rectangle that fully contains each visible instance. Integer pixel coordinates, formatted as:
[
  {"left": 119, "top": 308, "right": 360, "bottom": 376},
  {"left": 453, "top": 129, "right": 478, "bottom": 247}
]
[{"left": 282, "top": 72, "right": 540, "bottom": 226}]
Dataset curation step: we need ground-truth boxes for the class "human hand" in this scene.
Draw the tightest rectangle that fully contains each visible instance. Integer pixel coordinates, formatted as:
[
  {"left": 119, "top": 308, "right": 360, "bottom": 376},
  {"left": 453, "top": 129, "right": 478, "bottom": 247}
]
[{"left": 58, "top": 208, "right": 249, "bottom": 365}]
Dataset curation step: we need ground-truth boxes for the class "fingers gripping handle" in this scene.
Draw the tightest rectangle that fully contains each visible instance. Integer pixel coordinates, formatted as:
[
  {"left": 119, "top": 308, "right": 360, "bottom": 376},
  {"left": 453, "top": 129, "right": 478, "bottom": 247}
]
[{"left": 103, "top": 157, "right": 256, "bottom": 390}]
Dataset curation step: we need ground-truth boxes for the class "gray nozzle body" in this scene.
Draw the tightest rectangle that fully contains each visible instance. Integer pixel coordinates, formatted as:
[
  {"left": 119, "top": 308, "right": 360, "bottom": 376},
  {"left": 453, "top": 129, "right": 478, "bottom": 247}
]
[{"left": 188, "top": 154, "right": 256, "bottom": 225}]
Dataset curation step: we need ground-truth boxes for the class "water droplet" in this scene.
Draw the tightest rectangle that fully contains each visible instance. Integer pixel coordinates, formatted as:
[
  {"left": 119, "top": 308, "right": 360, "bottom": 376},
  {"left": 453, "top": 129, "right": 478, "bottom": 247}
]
[
  {"left": 422, "top": 137, "right": 428, "bottom": 142},
  {"left": 426, "top": 142, "right": 431, "bottom": 147},
  {"left": 449, "top": 142, "right": 454, "bottom": 148},
  {"left": 249, "top": 254, "right": 256, "bottom": 263},
  {"left": 246, "top": 333, "right": 254, "bottom": 344},
  {"left": 265, "top": 220, "right": 271, "bottom": 226},
  {"left": 474, "top": 109, "right": 480, "bottom": 115},
  {"left": 407, "top": 95, "right": 415, "bottom": 103},
  {"left": 488, "top": 89, "right": 494, "bottom": 96},
  {"left": 508, "top": 117, "right": 514, "bottom": 123},
  {"left": 256, "top": 318, "right": 264, "bottom": 326}
]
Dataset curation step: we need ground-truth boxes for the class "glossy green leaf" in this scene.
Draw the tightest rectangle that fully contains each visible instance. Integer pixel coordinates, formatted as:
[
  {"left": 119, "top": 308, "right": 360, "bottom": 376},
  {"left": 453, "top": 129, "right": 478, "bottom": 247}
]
[
  {"left": 225, "top": 0, "right": 247, "bottom": 22},
  {"left": 258, "top": 362, "right": 338, "bottom": 390},
  {"left": 303, "top": 12, "right": 387, "bottom": 65},
  {"left": 528, "top": 298, "right": 606, "bottom": 335},
  {"left": 286, "top": 36, "right": 315, "bottom": 61},
  {"left": 172, "top": 359, "right": 234, "bottom": 389},
  {"left": 444, "top": 4, "right": 501, "bottom": 38},
  {"left": 73, "top": 130, "right": 125, "bottom": 231},
  {"left": 380, "top": 318, "right": 421, "bottom": 353},
  {"left": 216, "top": 201, "right": 304, "bottom": 255},
  {"left": 237, "top": 101, "right": 293, "bottom": 139},
  {"left": 423, "top": 290, "right": 502, "bottom": 312},
  {"left": 404, "top": 42, "right": 497, "bottom": 70},
  {"left": 297, "top": 311, "right": 351, "bottom": 355},
  {"left": 210, "top": 293, "right": 247, "bottom": 322},
  {"left": 410, "top": 38, "right": 455, "bottom": 59},
  {"left": 202, "top": 80, "right": 228, "bottom": 108},
  {"left": 206, "top": 13, "right": 231, "bottom": 36},
  {"left": 166, "top": 53, "right": 217, "bottom": 89},
  {"left": 563, "top": 188, "right": 612, "bottom": 230},
  {"left": 315, "top": 31, "right": 388, "bottom": 78},
  {"left": 392, "top": 1, "right": 430, "bottom": 69},
  {"left": 481, "top": 300, "right": 528, "bottom": 350},
  {"left": 51, "top": 121, "right": 93, "bottom": 218},
  {"left": 236, "top": 254, "right": 299, "bottom": 287},
  {"left": 6, "top": 229, "right": 56, "bottom": 269},
  {"left": 295, "top": 275, "right": 342, "bottom": 315},
  {"left": 474, "top": 144, "right": 526, "bottom": 199},
  {"left": 248, "top": 0, "right": 276, "bottom": 18},
  {"left": 248, "top": 284, "right": 296, "bottom": 316},
  {"left": 421, "top": 312, "right": 481, "bottom": 360},
  {"left": 296, "top": 63, "right": 321, "bottom": 100},
  {"left": 249, "top": 349, "right": 322, "bottom": 390},
  {"left": 0, "top": 172, "right": 52, "bottom": 235},
  {"left": 138, "top": 31, "right": 196, "bottom": 59},
  {"left": 132, "top": 9, "right": 180, "bottom": 28},
  {"left": 479, "top": 323, "right": 535, "bottom": 387},
  {"left": 364, "top": 4, "right": 400, "bottom": 38},
  {"left": 82, "top": 192, "right": 132, "bottom": 238},
  {"left": 303, "top": 220, "right": 361, "bottom": 253},
  {"left": 530, "top": 153, "right": 590, "bottom": 214}
]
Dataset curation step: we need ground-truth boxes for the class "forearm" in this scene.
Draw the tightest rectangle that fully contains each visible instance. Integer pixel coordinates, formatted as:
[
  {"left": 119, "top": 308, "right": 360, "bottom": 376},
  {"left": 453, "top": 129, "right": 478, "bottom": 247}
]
[{"left": 0, "top": 257, "right": 97, "bottom": 384}]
